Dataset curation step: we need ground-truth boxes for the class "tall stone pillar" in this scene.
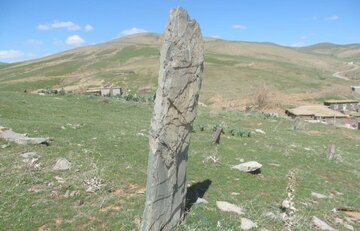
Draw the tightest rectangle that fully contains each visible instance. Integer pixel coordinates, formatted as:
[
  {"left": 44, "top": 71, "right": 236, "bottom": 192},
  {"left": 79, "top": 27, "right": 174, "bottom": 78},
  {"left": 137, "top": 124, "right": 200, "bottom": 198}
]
[{"left": 141, "top": 7, "right": 204, "bottom": 231}]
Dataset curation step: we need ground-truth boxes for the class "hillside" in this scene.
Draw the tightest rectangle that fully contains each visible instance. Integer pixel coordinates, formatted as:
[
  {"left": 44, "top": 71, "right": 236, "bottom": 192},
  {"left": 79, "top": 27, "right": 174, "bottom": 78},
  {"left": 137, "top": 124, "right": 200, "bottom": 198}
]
[
  {"left": 0, "top": 33, "right": 359, "bottom": 110},
  {"left": 299, "top": 43, "right": 360, "bottom": 60}
]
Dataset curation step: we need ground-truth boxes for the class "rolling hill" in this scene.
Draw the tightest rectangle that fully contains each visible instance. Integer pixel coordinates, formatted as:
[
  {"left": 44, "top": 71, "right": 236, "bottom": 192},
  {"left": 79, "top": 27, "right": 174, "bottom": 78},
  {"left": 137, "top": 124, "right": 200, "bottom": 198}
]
[{"left": 0, "top": 33, "right": 359, "bottom": 110}]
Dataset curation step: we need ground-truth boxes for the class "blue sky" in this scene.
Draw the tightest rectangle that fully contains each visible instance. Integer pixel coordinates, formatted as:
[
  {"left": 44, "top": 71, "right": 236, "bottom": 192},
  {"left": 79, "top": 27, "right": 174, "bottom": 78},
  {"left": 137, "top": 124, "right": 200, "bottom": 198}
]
[{"left": 0, "top": 0, "right": 359, "bottom": 63}]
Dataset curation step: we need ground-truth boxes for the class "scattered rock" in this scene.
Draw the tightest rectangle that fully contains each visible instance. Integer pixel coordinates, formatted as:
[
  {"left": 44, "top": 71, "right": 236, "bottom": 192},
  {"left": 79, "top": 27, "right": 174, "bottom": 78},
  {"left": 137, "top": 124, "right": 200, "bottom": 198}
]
[
  {"left": 312, "top": 216, "right": 338, "bottom": 231},
  {"left": 50, "top": 190, "right": 60, "bottom": 198},
  {"left": 240, "top": 218, "right": 258, "bottom": 230},
  {"left": 26, "top": 158, "right": 41, "bottom": 170},
  {"left": 255, "top": 129, "right": 266, "bottom": 134},
  {"left": 20, "top": 151, "right": 40, "bottom": 159},
  {"left": 232, "top": 161, "right": 262, "bottom": 173},
  {"left": 265, "top": 211, "right": 277, "bottom": 220},
  {"left": 64, "top": 190, "right": 70, "bottom": 198},
  {"left": 53, "top": 158, "right": 71, "bottom": 171},
  {"left": 344, "top": 223, "right": 354, "bottom": 230},
  {"left": 281, "top": 199, "right": 291, "bottom": 209},
  {"left": 0, "top": 126, "right": 51, "bottom": 145},
  {"left": 54, "top": 176, "right": 65, "bottom": 184},
  {"left": 70, "top": 190, "right": 80, "bottom": 197},
  {"left": 231, "top": 192, "right": 240, "bottom": 196},
  {"left": 216, "top": 201, "right": 244, "bottom": 215},
  {"left": 268, "top": 163, "right": 280, "bottom": 167},
  {"left": 311, "top": 192, "right": 329, "bottom": 199},
  {"left": 1, "top": 143, "right": 10, "bottom": 148},
  {"left": 84, "top": 177, "right": 104, "bottom": 193},
  {"left": 195, "top": 197, "right": 208, "bottom": 204},
  {"left": 344, "top": 216, "right": 355, "bottom": 224}
]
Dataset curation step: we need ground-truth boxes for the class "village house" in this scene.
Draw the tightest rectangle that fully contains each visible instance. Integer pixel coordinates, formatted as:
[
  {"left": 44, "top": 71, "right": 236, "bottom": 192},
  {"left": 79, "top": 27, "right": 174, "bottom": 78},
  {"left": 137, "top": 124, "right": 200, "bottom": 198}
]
[
  {"left": 86, "top": 87, "right": 123, "bottom": 96},
  {"left": 285, "top": 105, "right": 348, "bottom": 124},
  {"left": 323, "top": 99, "right": 359, "bottom": 112},
  {"left": 351, "top": 86, "right": 360, "bottom": 94}
]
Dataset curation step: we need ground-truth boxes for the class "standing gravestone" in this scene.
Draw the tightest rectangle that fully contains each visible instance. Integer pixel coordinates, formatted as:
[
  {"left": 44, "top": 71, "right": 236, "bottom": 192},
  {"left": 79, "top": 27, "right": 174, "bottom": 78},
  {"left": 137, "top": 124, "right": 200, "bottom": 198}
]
[
  {"left": 211, "top": 127, "right": 222, "bottom": 144},
  {"left": 327, "top": 144, "right": 336, "bottom": 160},
  {"left": 141, "top": 7, "right": 204, "bottom": 231}
]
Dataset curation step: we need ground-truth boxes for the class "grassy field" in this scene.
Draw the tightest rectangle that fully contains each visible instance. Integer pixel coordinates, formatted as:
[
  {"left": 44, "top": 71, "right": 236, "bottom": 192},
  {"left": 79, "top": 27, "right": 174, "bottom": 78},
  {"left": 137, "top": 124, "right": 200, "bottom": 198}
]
[{"left": 0, "top": 89, "right": 359, "bottom": 230}]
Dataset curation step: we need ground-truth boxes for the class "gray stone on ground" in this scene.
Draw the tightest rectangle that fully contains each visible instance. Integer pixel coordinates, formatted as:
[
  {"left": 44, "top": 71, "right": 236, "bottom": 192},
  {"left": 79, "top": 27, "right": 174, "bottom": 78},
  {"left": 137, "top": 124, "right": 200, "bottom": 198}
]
[
  {"left": 312, "top": 216, "right": 338, "bottom": 231},
  {"left": 53, "top": 158, "right": 71, "bottom": 171},
  {"left": 0, "top": 126, "right": 51, "bottom": 145},
  {"left": 255, "top": 129, "right": 266, "bottom": 134},
  {"left": 141, "top": 7, "right": 204, "bottom": 231},
  {"left": 195, "top": 197, "right": 208, "bottom": 204},
  {"left": 240, "top": 218, "right": 258, "bottom": 230},
  {"left": 232, "top": 161, "right": 262, "bottom": 173},
  {"left": 54, "top": 176, "right": 65, "bottom": 184},
  {"left": 311, "top": 192, "right": 329, "bottom": 199},
  {"left": 344, "top": 223, "right": 354, "bottom": 231},
  {"left": 20, "top": 151, "right": 40, "bottom": 159},
  {"left": 216, "top": 201, "right": 244, "bottom": 215}
]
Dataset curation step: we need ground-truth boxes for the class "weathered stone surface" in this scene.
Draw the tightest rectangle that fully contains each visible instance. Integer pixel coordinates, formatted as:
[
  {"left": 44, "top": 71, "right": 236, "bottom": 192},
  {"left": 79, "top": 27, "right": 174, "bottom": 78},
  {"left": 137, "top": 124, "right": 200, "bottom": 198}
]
[
  {"left": 0, "top": 126, "right": 51, "bottom": 145},
  {"left": 53, "top": 158, "right": 71, "bottom": 171},
  {"left": 312, "top": 216, "right": 338, "bottom": 231},
  {"left": 240, "top": 218, "right": 258, "bottom": 230},
  {"left": 216, "top": 201, "right": 244, "bottom": 215},
  {"left": 232, "top": 161, "right": 262, "bottom": 173},
  {"left": 20, "top": 151, "right": 40, "bottom": 159},
  {"left": 195, "top": 197, "right": 208, "bottom": 204},
  {"left": 141, "top": 7, "right": 204, "bottom": 231}
]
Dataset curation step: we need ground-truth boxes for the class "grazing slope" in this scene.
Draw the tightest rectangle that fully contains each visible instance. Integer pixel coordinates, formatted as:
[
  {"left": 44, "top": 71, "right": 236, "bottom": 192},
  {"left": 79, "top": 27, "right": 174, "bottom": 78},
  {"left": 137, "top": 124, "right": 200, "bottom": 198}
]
[{"left": 0, "top": 33, "right": 359, "bottom": 109}]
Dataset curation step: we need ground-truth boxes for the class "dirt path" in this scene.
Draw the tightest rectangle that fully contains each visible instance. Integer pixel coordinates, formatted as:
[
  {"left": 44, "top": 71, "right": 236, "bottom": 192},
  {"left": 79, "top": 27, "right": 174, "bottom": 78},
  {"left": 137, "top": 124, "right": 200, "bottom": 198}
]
[{"left": 333, "top": 63, "right": 360, "bottom": 81}]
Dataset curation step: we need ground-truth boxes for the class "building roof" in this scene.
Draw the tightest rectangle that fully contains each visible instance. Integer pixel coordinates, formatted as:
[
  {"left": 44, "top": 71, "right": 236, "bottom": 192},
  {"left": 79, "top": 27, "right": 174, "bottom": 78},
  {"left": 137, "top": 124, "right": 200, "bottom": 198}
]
[
  {"left": 286, "top": 105, "right": 347, "bottom": 118},
  {"left": 324, "top": 99, "right": 359, "bottom": 104}
]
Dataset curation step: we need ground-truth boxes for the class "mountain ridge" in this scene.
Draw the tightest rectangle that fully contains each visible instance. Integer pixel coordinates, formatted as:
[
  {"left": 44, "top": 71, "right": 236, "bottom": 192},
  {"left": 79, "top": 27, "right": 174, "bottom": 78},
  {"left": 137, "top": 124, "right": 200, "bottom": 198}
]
[{"left": 0, "top": 33, "right": 359, "bottom": 110}]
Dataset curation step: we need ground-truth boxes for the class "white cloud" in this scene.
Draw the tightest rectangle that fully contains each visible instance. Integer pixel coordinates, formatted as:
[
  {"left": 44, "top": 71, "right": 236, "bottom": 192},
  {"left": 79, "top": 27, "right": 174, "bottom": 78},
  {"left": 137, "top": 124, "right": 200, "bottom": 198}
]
[
  {"left": 326, "top": 15, "right": 339, "bottom": 21},
  {"left": 232, "top": 24, "right": 247, "bottom": 30},
  {"left": 37, "top": 20, "right": 81, "bottom": 31},
  {"left": 121, "top": 27, "right": 147, "bottom": 36},
  {"left": 0, "top": 50, "right": 24, "bottom": 59},
  {"left": 25, "top": 39, "right": 43, "bottom": 45},
  {"left": 65, "top": 35, "right": 85, "bottom": 45},
  {"left": 210, "top": 35, "right": 221, "bottom": 39},
  {"left": 0, "top": 50, "right": 36, "bottom": 62},
  {"left": 290, "top": 41, "right": 306, "bottom": 47},
  {"left": 84, "top": 24, "right": 94, "bottom": 32}
]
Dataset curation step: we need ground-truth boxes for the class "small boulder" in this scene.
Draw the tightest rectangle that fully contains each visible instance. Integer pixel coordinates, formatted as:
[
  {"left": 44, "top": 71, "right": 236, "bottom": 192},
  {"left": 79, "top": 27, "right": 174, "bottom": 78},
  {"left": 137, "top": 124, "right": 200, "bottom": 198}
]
[
  {"left": 240, "top": 218, "right": 258, "bottom": 230},
  {"left": 195, "top": 197, "right": 208, "bottom": 204},
  {"left": 311, "top": 192, "right": 328, "bottom": 199},
  {"left": 216, "top": 201, "right": 244, "bottom": 215},
  {"left": 20, "top": 151, "right": 39, "bottom": 159},
  {"left": 232, "top": 161, "right": 262, "bottom": 173},
  {"left": 53, "top": 158, "right": 71, "bottom": 171},
  {"left": 255, "top": 129, "right": 266, "bottom": 134},
  {"left": 312, "top": 216, "right": 338, "bottom": 231}
]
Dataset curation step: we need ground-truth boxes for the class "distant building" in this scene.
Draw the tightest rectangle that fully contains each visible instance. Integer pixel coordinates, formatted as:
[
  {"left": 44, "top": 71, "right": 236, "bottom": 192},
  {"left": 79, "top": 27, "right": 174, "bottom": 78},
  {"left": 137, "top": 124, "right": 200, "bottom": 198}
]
[
  {"left": 285, "top": 105, "right": 348, "bottom": 123},
  {"left": 351, "top": 86, "right": 360, "bottom": 94},
  {"left": 86, "top": 87, "right": 123, "bottom": 96},
  {"left": 323, "top": 100, "right": 359, "bottom": 112}
]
